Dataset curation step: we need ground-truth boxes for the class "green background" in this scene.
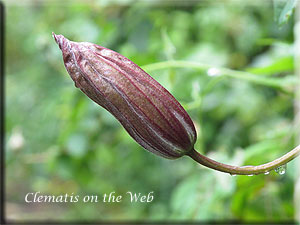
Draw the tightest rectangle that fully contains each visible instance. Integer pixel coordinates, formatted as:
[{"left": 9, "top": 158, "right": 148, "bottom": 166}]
[{"left": 4, "top": 0, "right": 300, "bottom": 222}]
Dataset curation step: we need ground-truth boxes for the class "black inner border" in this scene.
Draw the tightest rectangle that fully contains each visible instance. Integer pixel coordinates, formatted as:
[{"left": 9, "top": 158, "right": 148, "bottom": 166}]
[{"left": 1, "top": 1, "right": 5, "bottom": 224}]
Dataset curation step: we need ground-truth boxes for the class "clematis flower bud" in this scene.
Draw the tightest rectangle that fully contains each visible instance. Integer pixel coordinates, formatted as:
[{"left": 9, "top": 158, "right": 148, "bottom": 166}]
[{"left": 53, "top": 33, "right": 196, "bottom": 159}]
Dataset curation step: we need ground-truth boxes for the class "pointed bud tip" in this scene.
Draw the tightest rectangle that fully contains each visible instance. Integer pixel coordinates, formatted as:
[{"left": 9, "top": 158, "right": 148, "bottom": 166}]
[
  {"left": 52, "top": 32, "right": 58, "bottom": 44},
  {"left": 52, "top": 32, "right": 67, "bottom": 50}
]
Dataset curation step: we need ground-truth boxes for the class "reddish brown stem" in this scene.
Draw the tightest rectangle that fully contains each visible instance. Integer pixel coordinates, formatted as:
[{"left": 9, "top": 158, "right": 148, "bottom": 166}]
[{"left": 188, "top": 145, "right": 300, "bottom": 175}]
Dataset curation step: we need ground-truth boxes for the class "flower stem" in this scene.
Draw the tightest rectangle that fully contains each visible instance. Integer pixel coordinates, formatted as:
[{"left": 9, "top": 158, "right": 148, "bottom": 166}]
[
  {"left": 142, "top": 60, "right": 295, "bottom": 93},
  {"left": 188, "top": 145, "right": 300, "bottom": 175}
]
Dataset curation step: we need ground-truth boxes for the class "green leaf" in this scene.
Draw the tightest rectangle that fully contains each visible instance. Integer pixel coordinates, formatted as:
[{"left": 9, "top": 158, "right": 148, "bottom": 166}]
[
  {"left": 246, "top": 56, "right": 294, "bottom": 75},
  {"left": 273, "top": 0, "right": 298, "bottom": 26}
]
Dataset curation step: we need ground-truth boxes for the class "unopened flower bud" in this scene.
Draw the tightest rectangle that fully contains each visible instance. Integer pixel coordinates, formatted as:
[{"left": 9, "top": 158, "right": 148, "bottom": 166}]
[{"left": 53, "top": 33, "right": 197, "bottom": 159}]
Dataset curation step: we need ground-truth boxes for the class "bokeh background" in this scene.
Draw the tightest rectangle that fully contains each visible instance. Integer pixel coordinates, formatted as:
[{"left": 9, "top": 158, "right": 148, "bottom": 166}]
[{"left": 4, "top": 0, "right": 300, "bottom": 223}]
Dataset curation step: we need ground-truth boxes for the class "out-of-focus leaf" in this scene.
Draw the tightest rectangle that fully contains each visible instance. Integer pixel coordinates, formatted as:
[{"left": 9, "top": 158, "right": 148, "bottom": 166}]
[
  {"left": 66, "top": 133, "right": 88, "bottom": 158},
  {"left": 273, "top": 0, "right": 298, "bottom": 26},
  {"left": 247, "top": 56, "right": 294, "bottom": 75}
]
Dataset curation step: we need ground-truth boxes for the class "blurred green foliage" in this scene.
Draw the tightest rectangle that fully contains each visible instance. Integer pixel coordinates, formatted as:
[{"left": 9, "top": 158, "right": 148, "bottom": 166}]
[
  {"left": 4, "top": 0, "right": 299, "bottom": 222},
  {"left": 273, "top": 0, "right": 298, "bottom": 26}
]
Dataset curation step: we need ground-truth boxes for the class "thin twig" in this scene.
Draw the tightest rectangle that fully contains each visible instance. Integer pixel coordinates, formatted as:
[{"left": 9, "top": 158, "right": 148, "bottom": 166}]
[{"left": 142, "top": 60, "right": 295, "bottom": 93}]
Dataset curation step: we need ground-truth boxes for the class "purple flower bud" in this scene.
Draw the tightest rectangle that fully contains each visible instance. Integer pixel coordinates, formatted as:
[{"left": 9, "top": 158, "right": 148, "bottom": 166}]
[{"left": 53, "top": 33, "right": 197, "bottom": 159}]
